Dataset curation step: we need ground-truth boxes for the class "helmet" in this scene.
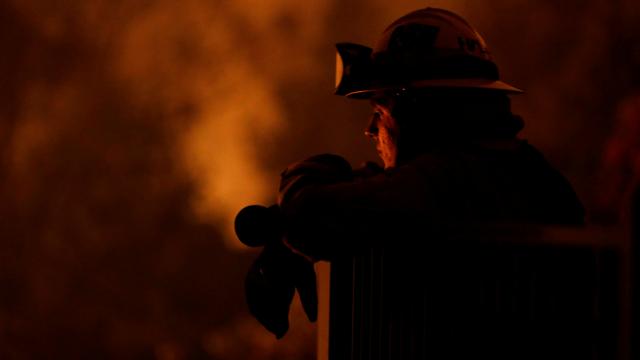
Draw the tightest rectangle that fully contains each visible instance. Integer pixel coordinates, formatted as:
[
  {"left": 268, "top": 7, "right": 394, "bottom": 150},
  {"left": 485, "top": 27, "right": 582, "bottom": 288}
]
[{"left": 335, "top": 8, "right": 522, "bottom": 98}]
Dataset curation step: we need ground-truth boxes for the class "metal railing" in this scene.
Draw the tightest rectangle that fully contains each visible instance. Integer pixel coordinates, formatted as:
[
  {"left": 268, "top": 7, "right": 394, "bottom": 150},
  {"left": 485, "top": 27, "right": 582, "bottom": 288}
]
[{"left": 317, "top": 225, "right": 632, "bottom": 360}]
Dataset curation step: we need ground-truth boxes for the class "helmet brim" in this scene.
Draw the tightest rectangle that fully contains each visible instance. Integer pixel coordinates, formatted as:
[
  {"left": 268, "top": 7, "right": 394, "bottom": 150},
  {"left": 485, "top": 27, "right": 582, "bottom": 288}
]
[{"left": 344, "top": 78, "right": 524, "bottom": 99}]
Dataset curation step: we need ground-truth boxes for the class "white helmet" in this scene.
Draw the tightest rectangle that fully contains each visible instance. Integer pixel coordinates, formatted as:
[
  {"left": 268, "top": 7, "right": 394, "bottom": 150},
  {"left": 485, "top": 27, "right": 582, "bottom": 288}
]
[{"left": 335, "top": 8, "right": 523, "bottom": 98}]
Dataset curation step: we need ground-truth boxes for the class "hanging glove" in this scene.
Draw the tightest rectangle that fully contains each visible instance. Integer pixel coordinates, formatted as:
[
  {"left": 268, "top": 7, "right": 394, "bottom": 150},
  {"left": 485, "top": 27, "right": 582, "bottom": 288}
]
[
  {"left": 237, "top": 205, "right": 317, "bottom": 338},
  {"left": 239, "top": 154, "right": 367, "bottom": 338},
  {"left": 244, "top": 242, "right": 293, "bottom": 339}
]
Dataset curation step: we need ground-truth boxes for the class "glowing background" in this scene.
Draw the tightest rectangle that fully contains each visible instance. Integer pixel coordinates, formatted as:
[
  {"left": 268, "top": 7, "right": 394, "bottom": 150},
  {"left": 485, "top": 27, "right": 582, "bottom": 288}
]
[{"left": 0, "top": 0, "right": 639, "bottom": 358}]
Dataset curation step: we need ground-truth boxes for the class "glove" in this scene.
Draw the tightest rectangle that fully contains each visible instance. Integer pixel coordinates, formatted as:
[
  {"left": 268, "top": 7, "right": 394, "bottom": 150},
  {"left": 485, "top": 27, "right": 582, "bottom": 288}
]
[
  {"left": 352, "top": 161, "right": 384, "bottom": 179},
  {"left": 245, "top": 243, "right": 294, "bottom": 339},
  {"left": 242, "top": 154, "right": 355, "bottom": 338},
  {"left": 278, "top": 153, "right": 354, "bottom": 206},
  {"left": 244, "top": 240, "right": 317, "bottom": 339}
]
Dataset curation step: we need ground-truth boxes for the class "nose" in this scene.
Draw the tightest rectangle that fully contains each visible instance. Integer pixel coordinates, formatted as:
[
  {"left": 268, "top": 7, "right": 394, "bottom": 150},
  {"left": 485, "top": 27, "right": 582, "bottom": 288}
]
[{"left": 365, "top": 114, "right": 379, "bottom": 138}]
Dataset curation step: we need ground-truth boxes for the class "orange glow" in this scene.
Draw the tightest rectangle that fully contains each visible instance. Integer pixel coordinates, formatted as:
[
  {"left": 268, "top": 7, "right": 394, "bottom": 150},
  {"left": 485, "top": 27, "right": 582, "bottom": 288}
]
[{"left": 1, "top": 0, "right": 639, "bottom": 358}]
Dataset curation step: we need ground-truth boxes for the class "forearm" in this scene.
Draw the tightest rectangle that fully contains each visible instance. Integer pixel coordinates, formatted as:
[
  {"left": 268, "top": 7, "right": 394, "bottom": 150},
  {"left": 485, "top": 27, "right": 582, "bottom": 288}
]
[{"left": 281, "top": 167, "right": 436, "bottom": 260}]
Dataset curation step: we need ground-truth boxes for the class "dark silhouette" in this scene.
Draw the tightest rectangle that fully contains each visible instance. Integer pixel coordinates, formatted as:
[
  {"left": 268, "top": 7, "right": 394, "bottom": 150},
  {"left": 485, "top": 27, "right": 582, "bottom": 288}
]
[{"left": 237, "top": 7, "right": 588, "bottom": 357}]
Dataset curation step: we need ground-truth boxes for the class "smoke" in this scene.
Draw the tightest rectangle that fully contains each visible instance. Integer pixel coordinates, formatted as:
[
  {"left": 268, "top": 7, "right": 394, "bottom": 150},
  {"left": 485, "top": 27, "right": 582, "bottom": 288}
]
[
  {"left": 1, "top": 0, "right": 639, "bottom": 358},
  {"left": 0, "top": 0, "right": 324, "bottom": 358},
  {"left": 1, "top": 0, "right": 335, "bottom": 248},
  {"left": 104, "top": 0, "right": 334, "bottom": 246}
]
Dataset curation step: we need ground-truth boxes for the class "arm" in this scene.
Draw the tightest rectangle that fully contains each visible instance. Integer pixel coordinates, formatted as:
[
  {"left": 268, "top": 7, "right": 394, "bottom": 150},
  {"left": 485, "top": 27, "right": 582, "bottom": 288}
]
[{"left": 280, "top": 155, "right": 441, "bottom": 261}]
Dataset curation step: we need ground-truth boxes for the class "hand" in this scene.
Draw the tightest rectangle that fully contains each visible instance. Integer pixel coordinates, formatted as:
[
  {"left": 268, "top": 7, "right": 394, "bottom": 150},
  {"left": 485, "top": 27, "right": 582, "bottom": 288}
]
[
  {"left": 278, "top": 154, "right": 353, "bottom": 206},
  {"left": 352, "top": 161, "right": 384, "bottom": 179}
]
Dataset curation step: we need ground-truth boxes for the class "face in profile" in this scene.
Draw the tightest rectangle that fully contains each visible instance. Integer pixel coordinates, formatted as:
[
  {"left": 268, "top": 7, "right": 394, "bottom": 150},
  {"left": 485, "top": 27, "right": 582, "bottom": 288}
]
[{"left": 366, "top": 96, "right": 400, "bottom": 169}]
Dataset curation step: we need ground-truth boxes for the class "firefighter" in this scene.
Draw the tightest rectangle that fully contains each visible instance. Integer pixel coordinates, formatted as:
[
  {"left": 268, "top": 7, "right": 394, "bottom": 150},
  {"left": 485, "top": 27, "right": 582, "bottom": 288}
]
[
  {"left": 280, "top": 7, "right": 584, "bottom": 258},
  {"left": 241, "top": 7, "right": 584, "bottom": 339}
]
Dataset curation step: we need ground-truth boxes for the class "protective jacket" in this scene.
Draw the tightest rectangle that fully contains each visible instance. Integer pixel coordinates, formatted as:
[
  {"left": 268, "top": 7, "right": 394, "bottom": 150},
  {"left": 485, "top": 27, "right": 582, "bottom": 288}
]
[
  {"left": 277, "top": 140, "right": 588, "bottom": 359},
  {"left": 280, "top": 140, "right": 584, "bottom": 261}
]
